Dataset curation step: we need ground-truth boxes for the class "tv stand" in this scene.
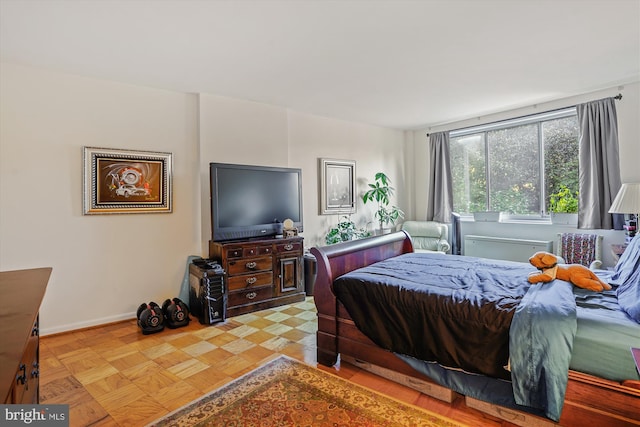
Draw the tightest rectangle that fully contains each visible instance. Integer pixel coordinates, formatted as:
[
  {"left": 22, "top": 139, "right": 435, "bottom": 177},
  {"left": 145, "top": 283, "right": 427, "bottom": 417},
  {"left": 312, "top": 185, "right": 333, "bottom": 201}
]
[{"left": 208, "top": 236, "right": 305, "bottom": 317}]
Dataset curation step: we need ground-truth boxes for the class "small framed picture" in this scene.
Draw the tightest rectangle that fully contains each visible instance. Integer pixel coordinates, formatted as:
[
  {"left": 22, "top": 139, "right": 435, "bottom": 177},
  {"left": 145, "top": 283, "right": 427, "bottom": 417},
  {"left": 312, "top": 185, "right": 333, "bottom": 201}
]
[
  {"left": 83, "top": 147, "right": 172, "bottom": 214},
  {"left": 319, "top": 158, "right": 356, "bottom": 215}
]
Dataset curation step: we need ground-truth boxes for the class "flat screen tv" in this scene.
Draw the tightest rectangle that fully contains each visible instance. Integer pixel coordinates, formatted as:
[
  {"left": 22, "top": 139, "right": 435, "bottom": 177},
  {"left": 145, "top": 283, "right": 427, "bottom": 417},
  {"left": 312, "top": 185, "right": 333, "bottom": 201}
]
[{"left": 210, "top": 162, "right": 303, "bottom": 241}]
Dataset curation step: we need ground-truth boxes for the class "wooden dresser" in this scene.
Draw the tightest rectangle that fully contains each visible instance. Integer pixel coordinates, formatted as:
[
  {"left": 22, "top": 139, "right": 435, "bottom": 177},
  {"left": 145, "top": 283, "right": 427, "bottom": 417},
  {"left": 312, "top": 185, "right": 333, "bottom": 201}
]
[
  {"left": 209, "top": 236, "right": 305, "bottom": 317},
  {"left": 1, "top": 267, "right": 51, "bottom": 404}
]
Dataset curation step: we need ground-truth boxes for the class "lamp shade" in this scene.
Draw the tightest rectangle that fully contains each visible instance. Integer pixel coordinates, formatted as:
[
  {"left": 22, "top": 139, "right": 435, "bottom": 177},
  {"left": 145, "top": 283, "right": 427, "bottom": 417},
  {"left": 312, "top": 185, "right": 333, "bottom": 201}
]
[{"left": 609, "top": 183, "right": 640, "bottom": 214}]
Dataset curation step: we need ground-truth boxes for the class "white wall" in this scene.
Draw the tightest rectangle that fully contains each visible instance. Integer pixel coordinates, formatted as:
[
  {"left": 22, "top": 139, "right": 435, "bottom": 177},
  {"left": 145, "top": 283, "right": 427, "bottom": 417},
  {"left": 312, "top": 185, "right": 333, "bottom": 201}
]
[
  {"left": 197, "top": 94, "right": 291, "bottom": 253},
  {"left": 285, "top": 110, "right": 406, "bottom": 248},
  {"left": 0, "top": 63, "right": 201, "bottom": 334},
  {"left": 0, "top": 63, "right": 406, "bottom": 334},
  {"left": 2, "top": 61, "right": 636, "bottom": 333},
  {"left": 197, "top": 94, "right": 406, "bottom": 250},
  {"left": 409, "top": 82, "right": 640, "bottom": 267}
]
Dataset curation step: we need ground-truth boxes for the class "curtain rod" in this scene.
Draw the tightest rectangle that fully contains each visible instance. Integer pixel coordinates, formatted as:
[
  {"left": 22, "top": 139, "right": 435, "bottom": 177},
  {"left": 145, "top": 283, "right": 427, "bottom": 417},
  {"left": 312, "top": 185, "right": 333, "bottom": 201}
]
[{"left": 426, "top": 93, "right": 623, "bottom": 137}]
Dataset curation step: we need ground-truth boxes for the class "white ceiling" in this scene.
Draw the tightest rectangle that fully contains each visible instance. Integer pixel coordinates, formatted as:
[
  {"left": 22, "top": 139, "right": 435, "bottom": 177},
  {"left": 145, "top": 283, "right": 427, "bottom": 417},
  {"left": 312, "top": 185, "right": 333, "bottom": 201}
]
[{"left": 1, "top": 0, "right": 639, "bottom": 130}]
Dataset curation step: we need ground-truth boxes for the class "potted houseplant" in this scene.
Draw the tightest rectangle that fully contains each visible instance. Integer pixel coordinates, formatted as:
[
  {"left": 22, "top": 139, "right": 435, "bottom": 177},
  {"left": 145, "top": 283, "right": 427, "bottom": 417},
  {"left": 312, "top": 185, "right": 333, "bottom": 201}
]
[
  {"left": 325, "top": 215, "right": 370, "bottom": 245},
  {"left": 549, "top": 185, "right": 578, "bottom": 225},
  {"left": 362, "top": 172, "right": 404, "bottom": 234}
]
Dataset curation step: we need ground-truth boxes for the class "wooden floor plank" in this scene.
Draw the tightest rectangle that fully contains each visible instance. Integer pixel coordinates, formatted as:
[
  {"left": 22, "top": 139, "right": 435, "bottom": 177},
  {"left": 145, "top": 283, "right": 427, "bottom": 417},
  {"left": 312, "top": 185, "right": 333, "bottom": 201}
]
[{"left": 40, "top": 297, "right": 506, "bottom": 426}]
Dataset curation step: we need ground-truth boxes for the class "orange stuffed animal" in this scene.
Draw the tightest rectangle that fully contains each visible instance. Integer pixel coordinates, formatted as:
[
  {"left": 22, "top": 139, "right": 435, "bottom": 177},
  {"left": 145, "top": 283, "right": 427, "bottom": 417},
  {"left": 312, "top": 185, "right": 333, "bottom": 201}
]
[{"left": 528, "top": 251, "right": 611, "bottom": 292}]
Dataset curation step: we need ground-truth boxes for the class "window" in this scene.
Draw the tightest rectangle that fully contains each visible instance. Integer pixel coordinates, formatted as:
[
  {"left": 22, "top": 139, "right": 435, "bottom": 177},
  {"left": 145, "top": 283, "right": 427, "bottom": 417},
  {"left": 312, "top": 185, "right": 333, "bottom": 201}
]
[{"left": 449, "top": 108, "right": 578, "bottom": 218}]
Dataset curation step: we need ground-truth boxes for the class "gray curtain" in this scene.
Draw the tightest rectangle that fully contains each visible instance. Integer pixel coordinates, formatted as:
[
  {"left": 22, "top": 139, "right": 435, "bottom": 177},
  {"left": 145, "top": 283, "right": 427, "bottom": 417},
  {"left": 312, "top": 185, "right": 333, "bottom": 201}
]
[
  {"left": 428, "top": 132, "right": 453, "bottom": 223},
  {"left": 577, "top": 97, "right": 622, "bottom": 229}
]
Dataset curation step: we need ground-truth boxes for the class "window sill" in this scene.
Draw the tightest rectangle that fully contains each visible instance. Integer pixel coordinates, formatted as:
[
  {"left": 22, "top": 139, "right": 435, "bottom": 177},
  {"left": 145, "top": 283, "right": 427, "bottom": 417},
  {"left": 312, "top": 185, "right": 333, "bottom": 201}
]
[{"left": 460, "top": 217, "right": 571, "bottom": 226}]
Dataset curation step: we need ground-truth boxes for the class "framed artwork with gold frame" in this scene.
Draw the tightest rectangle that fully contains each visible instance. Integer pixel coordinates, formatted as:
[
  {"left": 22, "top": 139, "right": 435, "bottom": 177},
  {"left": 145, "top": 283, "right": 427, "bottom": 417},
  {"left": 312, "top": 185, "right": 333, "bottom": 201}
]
[{"left": 83, "top": 147, "right": 172, "bottom": 214}]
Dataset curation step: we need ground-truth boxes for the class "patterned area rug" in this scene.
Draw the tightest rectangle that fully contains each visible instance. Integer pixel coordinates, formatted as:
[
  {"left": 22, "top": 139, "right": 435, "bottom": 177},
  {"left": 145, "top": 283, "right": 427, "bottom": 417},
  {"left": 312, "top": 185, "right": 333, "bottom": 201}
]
[{"left": 148, "top": 356, "right": 466, "bottom": 427}]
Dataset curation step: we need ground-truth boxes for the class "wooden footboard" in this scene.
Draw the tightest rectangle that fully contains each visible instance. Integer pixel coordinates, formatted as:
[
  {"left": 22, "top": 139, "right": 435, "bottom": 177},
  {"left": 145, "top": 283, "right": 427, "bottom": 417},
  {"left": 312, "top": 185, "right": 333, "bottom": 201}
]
[
  {"left": 310, "top": 231, "right": 414, "bottom": 367},
  {"left": 310, "top": 232, "right": 640, "bottom": 427}
]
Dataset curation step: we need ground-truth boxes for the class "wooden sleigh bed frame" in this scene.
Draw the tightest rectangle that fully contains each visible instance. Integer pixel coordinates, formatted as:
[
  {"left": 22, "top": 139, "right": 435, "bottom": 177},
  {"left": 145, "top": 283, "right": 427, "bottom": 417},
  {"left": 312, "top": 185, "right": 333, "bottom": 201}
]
[{"left": 309, "top": 231, "right": 640, "bottom": 427}]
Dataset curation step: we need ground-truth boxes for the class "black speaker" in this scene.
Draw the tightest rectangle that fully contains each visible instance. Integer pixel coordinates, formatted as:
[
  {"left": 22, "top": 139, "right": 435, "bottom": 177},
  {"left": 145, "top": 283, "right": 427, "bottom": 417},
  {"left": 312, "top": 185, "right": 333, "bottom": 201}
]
[
  {"left": 136, "top": 302, "right": 164, "bottom": 335},
  {"left": 162, "top": 297, "right": 190, "bottom": 329},
  {"left": 189, "top": 260, "right": 226, "bottom": 325}
]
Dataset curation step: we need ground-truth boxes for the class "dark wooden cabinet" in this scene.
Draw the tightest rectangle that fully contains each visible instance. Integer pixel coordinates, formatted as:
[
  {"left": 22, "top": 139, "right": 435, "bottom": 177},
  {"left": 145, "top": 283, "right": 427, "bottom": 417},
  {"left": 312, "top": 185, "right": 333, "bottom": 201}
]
[
  {"left": 1, "top": 268, "right": 51, "bottom": 404},
  {"left": 209, "top": 237, "right": 305, "bottom": 317}
]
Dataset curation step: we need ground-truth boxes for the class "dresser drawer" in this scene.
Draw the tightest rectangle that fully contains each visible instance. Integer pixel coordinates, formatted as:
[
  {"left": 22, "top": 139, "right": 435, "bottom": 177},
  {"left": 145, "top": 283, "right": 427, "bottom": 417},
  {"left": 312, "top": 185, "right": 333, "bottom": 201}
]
[
  {"left": 227, "top": 256, "right": 272, "bottom": 275},
  {"left": 226, "top": 246, "right": 273, "bottom": 259},
  {"left": 228, "top": 271, "right": 272, "bottom": 291},
  {"left": 208, "top": 238, "right": 303, "bottom": 317},
  {"left": 228, "top": 285, "right": 273, "bottom": 306},
  {"left": 242, "top": 246, "right": 273, "bottom": 257},
  {"left": 275, "top": 241, "right": 302, "bottom": 253},
  {"left": 225, "top": 247, "right": 243, "bottom": 259},
  {"left": 12, "top": 334, "right": 39, "bottom": 404}
]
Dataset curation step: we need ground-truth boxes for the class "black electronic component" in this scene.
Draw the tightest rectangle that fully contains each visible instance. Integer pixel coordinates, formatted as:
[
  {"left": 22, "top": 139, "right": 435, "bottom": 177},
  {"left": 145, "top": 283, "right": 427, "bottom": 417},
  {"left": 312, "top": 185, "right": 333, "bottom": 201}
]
[{"left": 189, "top": 260, "right": 227, "bottom": 325}]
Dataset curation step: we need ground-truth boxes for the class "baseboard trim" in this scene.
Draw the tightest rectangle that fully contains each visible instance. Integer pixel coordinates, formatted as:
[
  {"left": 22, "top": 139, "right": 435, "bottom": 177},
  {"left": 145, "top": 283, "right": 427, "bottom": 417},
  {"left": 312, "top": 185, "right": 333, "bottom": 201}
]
[{"left": 40, "top": 312, "right": 136, "bottom": 336}]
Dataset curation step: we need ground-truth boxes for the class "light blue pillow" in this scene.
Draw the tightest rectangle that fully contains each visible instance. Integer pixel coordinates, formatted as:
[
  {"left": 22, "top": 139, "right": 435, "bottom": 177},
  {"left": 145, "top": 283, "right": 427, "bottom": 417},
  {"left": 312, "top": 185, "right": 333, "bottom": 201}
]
[{"left": 613, "top": 234, "right": 640, "bottom": 322}]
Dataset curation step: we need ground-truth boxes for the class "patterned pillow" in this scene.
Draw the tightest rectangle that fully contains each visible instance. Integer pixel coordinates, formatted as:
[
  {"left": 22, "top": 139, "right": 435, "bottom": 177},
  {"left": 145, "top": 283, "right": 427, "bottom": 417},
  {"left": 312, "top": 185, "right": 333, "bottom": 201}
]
[{"left": 560, "top": 233, "right": 597, "bottom": 267}]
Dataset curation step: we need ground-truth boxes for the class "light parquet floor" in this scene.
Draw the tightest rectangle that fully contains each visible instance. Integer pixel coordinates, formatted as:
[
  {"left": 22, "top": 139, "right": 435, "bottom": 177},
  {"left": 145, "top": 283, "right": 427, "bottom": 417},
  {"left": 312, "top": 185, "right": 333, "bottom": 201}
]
[{"left": 40, "top": 297, "right": 510, "bottom": 426}]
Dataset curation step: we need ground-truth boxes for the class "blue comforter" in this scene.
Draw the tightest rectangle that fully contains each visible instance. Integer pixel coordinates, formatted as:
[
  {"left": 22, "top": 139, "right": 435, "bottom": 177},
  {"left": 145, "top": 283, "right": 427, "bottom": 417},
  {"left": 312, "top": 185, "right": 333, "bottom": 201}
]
[
  {"left": 334, "top": 252, "right": 578, "bottom": 421},
  {"left": 510, "top": 279, "right": 577, "bottom": 420}
]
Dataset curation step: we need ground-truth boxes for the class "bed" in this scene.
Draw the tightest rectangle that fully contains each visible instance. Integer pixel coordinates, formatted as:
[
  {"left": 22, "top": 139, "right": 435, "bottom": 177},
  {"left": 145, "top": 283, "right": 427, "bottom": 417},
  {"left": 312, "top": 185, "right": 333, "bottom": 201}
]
[{"left": 310, "top": 231, "right": 640, "bottom": 427}]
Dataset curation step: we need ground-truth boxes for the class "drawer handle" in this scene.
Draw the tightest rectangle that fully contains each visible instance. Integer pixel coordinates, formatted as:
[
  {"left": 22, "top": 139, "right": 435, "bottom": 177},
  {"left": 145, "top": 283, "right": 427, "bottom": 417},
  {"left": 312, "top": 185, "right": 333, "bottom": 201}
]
[
  {"left": 284, "top": 244, "right": 293, "bottom": 251},
  {"left": 353, "top": 358, "right": 369, "bottom": 367},
  {"left": 246, "top": 292, "right": 257, "bottom": 300},
  {"left": 495, "top": 407, "right": 525, "bottom": 421},
  {"left": 245, "top": 261, "right": 257, "bottom": 269},
  {"left": 16, "top": 363, "right": 26, "bottom": 385},
  {"left": 407, "top": 378, "right": 430, "bottom": 390},
  {"left": 246, "top": 277, "right": 257, "bottom": 285}
]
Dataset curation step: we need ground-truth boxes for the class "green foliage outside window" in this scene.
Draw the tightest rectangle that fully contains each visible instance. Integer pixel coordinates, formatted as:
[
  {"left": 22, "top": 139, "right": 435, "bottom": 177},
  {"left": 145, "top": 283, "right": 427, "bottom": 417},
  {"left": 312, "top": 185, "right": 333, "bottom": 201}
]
[
  {"left": 543, "top": 117, "right": 579, "bottom": 212},
  {"left": 487, "top": 124, "right": 539, "bottom": 214},
  {"left": 450, "top": 113, "right": 579, "bottom": 217}
]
